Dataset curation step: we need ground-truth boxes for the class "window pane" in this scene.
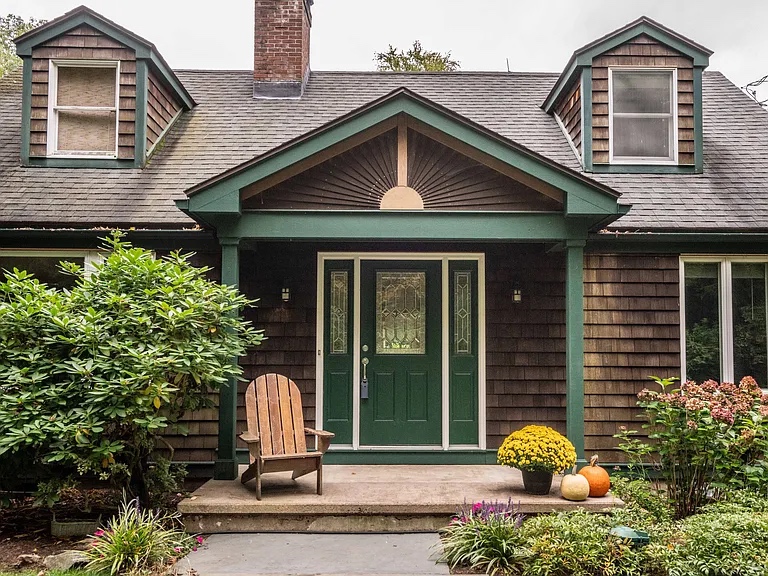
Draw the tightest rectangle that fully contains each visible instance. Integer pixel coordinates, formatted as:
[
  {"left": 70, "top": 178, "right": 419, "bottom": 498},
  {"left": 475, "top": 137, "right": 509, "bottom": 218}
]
[
  {"left": 0, "top": 256, "right": 83, "bottom": 289},
  {"left": 376, "top": 271, "right": 426, "bottom": 355},
  {"left": 329, "top": 271, "right": 348, "bottom": 355},
  {"left": 57, "top": 109, "right": 117, "bottom": 154},
  {"left": 732, "top": 263, "right": 767, "bottom": 387},
  {"left": 613, "top": 116, "right": 671, "bottom": 158},
  {"left": 685, "top": 263, "right": 721, "bottom": 382},
  {"left": 613, "top": 71, "right": 671, "bottom": 114},
  {"left": 57, "top": 66, "right": 116, "bottom": 107},
  {"left": 454, "top": 270, "right": 471, "bottom": 354}
]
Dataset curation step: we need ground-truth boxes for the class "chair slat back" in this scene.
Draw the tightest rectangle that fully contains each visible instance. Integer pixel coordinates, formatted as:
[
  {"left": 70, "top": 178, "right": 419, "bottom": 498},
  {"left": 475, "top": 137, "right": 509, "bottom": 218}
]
[{"left": 244, "top": 374, "right": 307, "bottom": 456}]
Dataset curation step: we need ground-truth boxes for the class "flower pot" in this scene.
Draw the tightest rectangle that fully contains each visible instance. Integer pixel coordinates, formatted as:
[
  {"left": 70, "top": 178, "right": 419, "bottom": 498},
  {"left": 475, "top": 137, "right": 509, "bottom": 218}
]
[
  {"left": 50, "top": 517, "right": 101, "bottom": 538},
  {"left": 520, "top": 469, "right": 553, "bottom": 495}
]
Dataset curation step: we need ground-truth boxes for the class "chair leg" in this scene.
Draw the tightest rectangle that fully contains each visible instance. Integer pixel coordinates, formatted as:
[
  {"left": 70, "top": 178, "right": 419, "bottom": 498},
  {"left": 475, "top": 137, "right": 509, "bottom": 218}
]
[
  {"left": 255, "top": 466, "right": 262, "bottom": 501},
  {"left": 316, "top": 461, "right": 323, "bottom": 495}
]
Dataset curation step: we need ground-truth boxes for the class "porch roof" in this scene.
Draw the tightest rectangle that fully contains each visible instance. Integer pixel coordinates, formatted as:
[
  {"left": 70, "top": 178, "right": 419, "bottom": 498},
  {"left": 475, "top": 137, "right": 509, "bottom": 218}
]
[{"left": 177, "top": 88, "right": 628, "bottom": 240}]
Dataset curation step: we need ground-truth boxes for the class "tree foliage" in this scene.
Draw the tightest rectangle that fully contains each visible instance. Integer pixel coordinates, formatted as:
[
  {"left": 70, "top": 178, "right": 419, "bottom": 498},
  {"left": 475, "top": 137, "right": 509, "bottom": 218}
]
[
  {"left": 1, "top": 14, "right": 45, "bottom": 78},
  {"left": 374, "top": 40, "right": 459, "bottom": 72},
  {"left": 0, "top": 234, "right": 263, "bottom": 503}
]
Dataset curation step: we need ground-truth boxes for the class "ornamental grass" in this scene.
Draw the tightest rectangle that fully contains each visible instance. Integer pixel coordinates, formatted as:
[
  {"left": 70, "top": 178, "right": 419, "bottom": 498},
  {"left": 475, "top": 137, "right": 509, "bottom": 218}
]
[{"left": 497, "top": 425, "right": 576, "bottom": 473}]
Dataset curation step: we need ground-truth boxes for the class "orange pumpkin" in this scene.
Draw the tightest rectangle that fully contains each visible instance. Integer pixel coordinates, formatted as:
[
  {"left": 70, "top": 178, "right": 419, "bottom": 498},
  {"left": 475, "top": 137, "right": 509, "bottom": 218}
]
[{"left": 578, "top": 454, "right": 611, "bottom": 497}]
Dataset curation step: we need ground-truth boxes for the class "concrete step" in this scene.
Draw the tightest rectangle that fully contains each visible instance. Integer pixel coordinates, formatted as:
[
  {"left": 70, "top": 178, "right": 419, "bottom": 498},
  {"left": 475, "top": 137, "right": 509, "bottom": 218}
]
[{"left": 179, "top": 465, "right": 621, "bottom": 533}]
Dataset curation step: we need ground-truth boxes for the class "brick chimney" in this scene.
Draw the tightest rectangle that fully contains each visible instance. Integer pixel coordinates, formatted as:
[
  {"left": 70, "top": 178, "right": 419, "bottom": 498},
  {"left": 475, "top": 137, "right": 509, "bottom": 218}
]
[{"left": 253, "top": 0, "right": 313, "bottom": 98}]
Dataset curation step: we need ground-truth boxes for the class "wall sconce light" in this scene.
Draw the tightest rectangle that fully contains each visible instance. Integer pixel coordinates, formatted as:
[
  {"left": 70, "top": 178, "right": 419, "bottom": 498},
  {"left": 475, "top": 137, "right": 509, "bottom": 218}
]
[
  {"left": 512, "top": 280, "right": 522, "bottom": 304},
  {"left": 281, "top": 286, "right": 291, "bottom": 302}
]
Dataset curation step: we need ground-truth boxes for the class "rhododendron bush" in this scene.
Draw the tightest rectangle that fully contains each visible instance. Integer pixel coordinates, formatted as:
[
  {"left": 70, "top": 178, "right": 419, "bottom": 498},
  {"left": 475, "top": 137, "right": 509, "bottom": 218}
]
[{"left": 617, "top": 376, "right": 768, "bottom": 519}]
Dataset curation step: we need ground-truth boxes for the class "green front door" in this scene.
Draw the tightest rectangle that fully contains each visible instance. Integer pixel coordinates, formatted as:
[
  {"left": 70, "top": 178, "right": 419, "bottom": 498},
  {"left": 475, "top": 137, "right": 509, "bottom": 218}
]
[{"left": 359, "top": 260, "right": 442, "bottom": 445}]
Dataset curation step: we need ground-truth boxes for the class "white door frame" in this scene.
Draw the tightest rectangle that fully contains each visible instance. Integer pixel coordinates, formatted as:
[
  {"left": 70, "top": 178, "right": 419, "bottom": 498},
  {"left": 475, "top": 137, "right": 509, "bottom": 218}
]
[{"left": 316, "top": 252, "right": 486, "bottom": 451}]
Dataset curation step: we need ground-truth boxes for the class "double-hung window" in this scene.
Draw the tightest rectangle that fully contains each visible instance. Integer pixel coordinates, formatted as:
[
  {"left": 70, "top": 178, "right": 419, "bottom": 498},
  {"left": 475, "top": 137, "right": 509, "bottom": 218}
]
[
  {"left": 47, "top": 61, "right": 120, "bottom": 158},
  {"left": 609, "top": 69, "right": 677, "bottom": 164},
  {"left": 682, "top": 257, "right": 768, "bottom": 387}
]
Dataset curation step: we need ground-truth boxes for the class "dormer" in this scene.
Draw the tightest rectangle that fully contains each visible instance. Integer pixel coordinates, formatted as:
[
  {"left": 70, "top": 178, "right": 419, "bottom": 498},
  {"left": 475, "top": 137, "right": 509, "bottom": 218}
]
[
  {"left": 543, "top": 17, "right": 712, "bottom": 174},
  {"left": 14, "top": 5, "right": 195, "bottom": 168}
]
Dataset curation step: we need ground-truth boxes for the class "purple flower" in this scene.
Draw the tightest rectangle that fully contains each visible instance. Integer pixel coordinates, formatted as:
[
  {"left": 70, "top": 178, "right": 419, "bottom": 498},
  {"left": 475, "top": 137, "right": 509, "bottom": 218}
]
[{"left": 94, "top": 529, "right": 105, "bottom": 537}]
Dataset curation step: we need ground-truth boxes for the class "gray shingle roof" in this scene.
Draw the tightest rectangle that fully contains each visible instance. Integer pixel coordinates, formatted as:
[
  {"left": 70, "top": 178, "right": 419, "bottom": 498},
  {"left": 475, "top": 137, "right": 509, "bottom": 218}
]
[{"left": 0, "top": 68, "right": 766, "bottom": 231}]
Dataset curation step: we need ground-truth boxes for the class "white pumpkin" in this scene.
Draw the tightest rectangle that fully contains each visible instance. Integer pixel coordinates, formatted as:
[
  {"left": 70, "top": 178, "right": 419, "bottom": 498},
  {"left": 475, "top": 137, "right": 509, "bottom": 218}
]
[{"left": 560, "top": 465, "right": 590, "bottom": 501}]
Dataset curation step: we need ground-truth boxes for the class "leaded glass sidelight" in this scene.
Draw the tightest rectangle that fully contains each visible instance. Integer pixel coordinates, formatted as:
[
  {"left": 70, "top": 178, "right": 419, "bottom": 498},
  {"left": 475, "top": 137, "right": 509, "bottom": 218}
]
[
  {"left": 329, "top": 271, "right": 349, "bottom": 354},
  {"left": 376, "top": 271, "right": 426, "bottom": 354},
  {"left": 454, "top": 270, "right": 472, "bottom": 354}
]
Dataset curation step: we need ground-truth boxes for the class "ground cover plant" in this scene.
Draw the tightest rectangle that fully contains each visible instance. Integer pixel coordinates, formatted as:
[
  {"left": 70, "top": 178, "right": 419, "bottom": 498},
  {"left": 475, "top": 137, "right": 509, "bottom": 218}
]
[{"left": 0, "top": 233, "right": 263, "bottom": 506}]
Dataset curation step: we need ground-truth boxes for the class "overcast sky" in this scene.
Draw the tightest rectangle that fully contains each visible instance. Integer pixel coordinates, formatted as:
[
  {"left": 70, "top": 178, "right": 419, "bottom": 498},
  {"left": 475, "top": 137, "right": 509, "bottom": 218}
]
[{"left": 9, "top": 0, "right": 768, "bottom": 102}]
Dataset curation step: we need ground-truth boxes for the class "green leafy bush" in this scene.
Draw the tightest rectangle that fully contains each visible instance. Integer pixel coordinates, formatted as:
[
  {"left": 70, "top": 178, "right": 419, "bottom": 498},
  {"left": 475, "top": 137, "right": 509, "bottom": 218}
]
[
  {"left": 85, "top": 498, "right": 199, "bottom": 576},
  {"left": 520, "top": 509, "right": 643, "bottom": 576},
  {"left": 0, "top": 234, "right": 263, "bottom": 503},
  {"left": 616, "top": 375, "right": 768, "bottom": 518},
  {"left": 439, "top": 500, "right": 527, "bottom": 576}
]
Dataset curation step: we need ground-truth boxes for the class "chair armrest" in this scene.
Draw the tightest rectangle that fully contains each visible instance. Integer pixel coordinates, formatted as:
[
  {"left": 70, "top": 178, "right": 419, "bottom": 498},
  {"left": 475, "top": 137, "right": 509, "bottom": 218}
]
[
  {"left": 239, "top": 433, "right": 261, "bottom": 445},
  {"left": 304, "top": 427, "right": 334, "bottom": 454}
]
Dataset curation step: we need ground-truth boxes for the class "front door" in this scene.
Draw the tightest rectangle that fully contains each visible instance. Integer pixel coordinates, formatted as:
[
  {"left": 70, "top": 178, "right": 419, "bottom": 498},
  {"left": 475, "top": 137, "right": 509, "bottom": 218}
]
[{"left": 359, "top": 260, "right": 442, "bottom": 445}]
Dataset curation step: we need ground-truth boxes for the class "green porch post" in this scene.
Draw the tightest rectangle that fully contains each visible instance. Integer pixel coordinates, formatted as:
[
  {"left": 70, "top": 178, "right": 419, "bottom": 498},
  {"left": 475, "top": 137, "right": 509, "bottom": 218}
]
[
  {"left": 214, "top": 237, "right": 241, "bottom": 480},
  {"left": 565, "top": 240, "right": 586, "bottom": 461}
]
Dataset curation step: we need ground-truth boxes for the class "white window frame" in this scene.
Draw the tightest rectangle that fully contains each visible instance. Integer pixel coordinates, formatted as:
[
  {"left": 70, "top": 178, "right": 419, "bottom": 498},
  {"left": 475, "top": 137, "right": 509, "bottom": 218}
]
[
  {"left": 47, "top": 60, "right": 120, "bottom": 159},
  {"left": 0, "top": 249, "right": 102, "bottom": 278},
  {"left": 680, "top": 255, "right": 768, "bottom": 385},
  {"left": 608, "top": 67, "right": 678, "bottom": 165}
]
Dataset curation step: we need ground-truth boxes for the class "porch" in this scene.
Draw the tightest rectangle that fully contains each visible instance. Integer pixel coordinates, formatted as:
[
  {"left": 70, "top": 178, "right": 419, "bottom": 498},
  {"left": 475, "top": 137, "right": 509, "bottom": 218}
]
[{"left": 179, "top": 464, "right": 621, "bottom": 533}]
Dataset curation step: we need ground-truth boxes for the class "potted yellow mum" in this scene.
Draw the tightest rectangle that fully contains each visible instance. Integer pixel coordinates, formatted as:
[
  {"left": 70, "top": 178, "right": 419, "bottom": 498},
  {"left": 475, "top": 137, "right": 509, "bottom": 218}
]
[{"left": 497, "top": 425, "right": 577, "bottom": 494}]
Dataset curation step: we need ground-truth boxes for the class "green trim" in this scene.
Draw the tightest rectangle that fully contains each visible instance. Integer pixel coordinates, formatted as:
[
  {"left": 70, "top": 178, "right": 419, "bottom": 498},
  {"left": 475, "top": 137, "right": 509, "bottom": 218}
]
[
  {"left": 587, "top": 232, "right": 768, "bottom": 254},
  {"left": 20, "top": 57, "right": 32, "bottom": 165},
  {"left": 0, "top": 228, "right": 216, "bottom": 250},
  {"left": 543, "top": 18, "right": 711, "bottom": 113},
  {"left": 25, "top": 157, "right": 137, "bottom": 169},
  {"left": 581, "top": 69, "right": 593, "bottom": 172},
  {"left": 214, "top": 237, "right": 241, "bottom": 481},
  {"left": 565, "top": 240, "right": 585, "bottom": 460},
  {"left": 180, "top": 90, "right": 623, "bottom": 222},
  {"left": 15, "top": 8, "right": 195, "bottom": 111},
  {"left": 590, "top": 164, "right": 698, "bottom": 174},
  {"left": 216, "top": 211, "right": 593, "bottom": 242},
  {"left": 134, "top": 60, "right": 148, "bottom": 166},
  {"left": 693, "top": 67, "right": 704, "bottom": 173},
  {"left": 323, "top": 449, "right": 499, "bottom": 465}
]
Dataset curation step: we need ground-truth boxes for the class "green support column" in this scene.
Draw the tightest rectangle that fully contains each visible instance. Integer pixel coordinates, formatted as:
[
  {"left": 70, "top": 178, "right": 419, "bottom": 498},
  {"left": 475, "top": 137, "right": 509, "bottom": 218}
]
[
  {"left": 214, "top": 237, "right": 241, "bottom": 480},
  {"left": 565, "top": 240, "right": 586, "bottom": 461}
]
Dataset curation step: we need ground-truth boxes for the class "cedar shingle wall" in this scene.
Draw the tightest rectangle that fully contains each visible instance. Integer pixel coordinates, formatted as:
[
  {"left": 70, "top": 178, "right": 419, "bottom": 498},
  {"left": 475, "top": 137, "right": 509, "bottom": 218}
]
[
  {"left": 591, "top": 33, "right": 694, "bottom": 166},
  {"left": 485, "top": 246, "right": 566, "bottom": 448},
  {"left": 584, "top": 254, "right": 681, "bottom": 461},
  {"left": 554, "top": 81, "right": 581, "bottom": 156},
  {"left": 30, "top": 24, "right": 136, "bottom": 160},
  {"left": 146, "top": 70, "right": 182, "bottom": 153}
]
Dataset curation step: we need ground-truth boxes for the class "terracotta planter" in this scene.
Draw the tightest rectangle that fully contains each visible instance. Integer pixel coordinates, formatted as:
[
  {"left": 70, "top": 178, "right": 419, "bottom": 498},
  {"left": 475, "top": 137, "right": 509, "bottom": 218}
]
[{"left": 520, "top": 469, "right": 553, "bottom": 495}]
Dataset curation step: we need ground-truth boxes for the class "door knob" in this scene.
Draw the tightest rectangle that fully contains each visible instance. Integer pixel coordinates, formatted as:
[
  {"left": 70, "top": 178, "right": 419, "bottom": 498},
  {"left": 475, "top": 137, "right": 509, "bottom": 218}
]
[{"left": 361, "top": 357, "right": 369, "bottom": 399}]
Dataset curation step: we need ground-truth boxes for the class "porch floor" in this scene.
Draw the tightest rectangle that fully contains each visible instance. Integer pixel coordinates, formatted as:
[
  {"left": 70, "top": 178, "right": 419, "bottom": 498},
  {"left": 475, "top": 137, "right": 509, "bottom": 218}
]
[{"left": 179, "top": 465, "right": 621, "bottom": 533}]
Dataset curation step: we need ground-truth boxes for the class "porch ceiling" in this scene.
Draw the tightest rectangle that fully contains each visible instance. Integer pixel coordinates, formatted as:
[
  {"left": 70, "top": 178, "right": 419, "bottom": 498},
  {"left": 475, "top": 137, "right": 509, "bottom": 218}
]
[{"left": 176, "top": 88, "right": 629, "bottom": 240}]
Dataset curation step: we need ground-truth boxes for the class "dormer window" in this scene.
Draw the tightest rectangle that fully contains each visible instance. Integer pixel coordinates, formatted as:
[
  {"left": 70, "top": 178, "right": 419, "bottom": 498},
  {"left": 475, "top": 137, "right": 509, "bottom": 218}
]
[
  {"left": 609, "top": 69, "right": 677, "bottom": 164},
  {"left": 47, "top": 61, "right": 120, "bottom": 158}
]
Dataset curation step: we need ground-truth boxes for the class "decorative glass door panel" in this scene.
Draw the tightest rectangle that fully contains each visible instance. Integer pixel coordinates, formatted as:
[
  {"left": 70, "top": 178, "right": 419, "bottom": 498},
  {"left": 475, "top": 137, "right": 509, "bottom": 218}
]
[{"left": 376, "top": 271, "right": 426, "bottom": 354}]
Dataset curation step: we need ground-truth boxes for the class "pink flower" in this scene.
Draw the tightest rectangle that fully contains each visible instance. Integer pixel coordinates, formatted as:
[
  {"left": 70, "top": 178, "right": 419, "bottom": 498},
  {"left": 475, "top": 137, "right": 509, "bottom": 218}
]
[
  {"left": 94, "top": 529, "right": 104, "bottom": 537},
  {"left": 173, "top": 547, "right": 182, "bottom": 553},
  {"left": 196, "top": 536, "right": 204, "bottom": 544},
  {"left": 686, "top": 420, "right": 697, "bottom": 430}
]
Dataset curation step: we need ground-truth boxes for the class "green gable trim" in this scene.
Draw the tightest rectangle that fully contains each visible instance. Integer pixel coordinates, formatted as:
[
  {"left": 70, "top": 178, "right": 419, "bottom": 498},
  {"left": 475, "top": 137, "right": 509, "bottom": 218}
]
[
  {"left": 15, "top": 7, "right": 195, "bottom": 110},
  {"left": 215, "top": 211, "right": 594, "bottom": 242},
  {"left": 180, "top": 90, "right": 624, "bottom": 224},
  {"left": 581, "top": 69, "right": 592, "bottom": 172},
  {"left": 25, "top": 158, "right": 137, "bottom": 169},
  {"left": 694, "top": 68, "right": 704, "bottom": 172},
  {"left": 543, "top": 17, "right": 712, "bottom": 113}
]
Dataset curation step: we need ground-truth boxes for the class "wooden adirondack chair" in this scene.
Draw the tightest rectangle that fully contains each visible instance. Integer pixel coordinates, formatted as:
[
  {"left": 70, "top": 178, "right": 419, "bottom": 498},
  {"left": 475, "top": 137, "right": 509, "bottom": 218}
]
[{"left": 239, "top": 373, "right": 334, "bottom": 499}]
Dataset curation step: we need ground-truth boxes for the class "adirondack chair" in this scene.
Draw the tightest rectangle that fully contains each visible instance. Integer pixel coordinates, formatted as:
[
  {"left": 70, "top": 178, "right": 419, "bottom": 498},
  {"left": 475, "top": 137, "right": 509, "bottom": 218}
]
[{"left": 239, "top": 373, "right": 334, "bottom": 499}]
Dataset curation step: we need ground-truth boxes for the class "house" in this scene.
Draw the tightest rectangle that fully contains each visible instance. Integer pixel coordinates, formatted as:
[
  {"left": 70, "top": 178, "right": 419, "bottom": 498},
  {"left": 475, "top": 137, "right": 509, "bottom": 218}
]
[{"left": 2, "top": 2, "right": 767, "bottom": 481}]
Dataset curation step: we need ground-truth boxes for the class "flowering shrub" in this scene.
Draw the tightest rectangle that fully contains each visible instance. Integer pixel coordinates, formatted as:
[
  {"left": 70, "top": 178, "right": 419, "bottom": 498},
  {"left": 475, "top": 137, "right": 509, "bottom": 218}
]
[
  {"left": 439, "top": 500, "right": 526, "bottom": 576},
  {"left": 617, "top": 376, "right": 768, "bottom": 519},
  {"left": 85, "top": 498, "right": 199, "bottom": 575},
  {"left": 497, "top": 425, "right": 576, "bottom": 473}
]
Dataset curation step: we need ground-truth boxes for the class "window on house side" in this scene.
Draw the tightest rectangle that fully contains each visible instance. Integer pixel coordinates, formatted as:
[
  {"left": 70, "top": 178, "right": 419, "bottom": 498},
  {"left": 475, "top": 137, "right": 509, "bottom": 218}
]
[
  {"left": 0, "top": 251, "right": 101, "bottom": 290},
  {"left": 682, "top": 258, "right": 768, "bottom": 388},
  {"left": 48, "top": 61, "right": 119, "bottom": 158},
  {"left": 610, "top": 69, "right": 676, "bottom": 164}
]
